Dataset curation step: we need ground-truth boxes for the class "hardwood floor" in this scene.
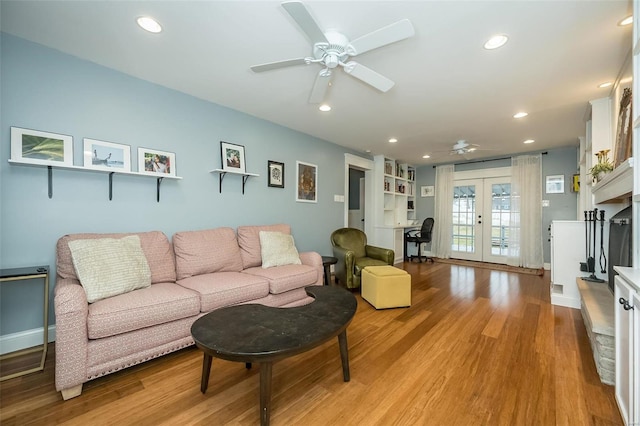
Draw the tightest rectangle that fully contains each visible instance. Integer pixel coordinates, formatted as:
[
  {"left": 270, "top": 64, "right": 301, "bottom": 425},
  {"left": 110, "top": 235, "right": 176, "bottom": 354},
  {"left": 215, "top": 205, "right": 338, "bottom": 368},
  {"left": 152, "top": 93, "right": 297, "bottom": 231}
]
[{"left": 0, "top": 262, "right": 623, "bottom": 425}]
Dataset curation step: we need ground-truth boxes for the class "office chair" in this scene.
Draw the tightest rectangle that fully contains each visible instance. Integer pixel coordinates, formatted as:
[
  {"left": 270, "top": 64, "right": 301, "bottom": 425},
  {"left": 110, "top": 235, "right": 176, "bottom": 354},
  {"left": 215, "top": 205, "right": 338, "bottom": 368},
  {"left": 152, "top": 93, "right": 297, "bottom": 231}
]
[{"left": 405, "top": 218, "right": 434, "bottom": 263}]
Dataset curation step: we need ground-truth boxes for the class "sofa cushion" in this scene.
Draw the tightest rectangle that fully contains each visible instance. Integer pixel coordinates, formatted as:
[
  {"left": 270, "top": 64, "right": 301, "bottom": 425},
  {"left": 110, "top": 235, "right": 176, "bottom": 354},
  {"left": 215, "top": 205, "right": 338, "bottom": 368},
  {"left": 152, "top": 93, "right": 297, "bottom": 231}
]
[
  {"left": 243, "top": 264, "right": 318, "bottom": 294},
  {"left": 237, "top": 224, "right": 291, "bottom": 269},
  {"left": 259, "top": 231, "right": 302, "bottom": 268},
  {"left": 69, "top": 236, "right": 152, "bottom": 303},
  {"left": 57, "top": 231, "right": 176, "bottom": 284},
  {"left": 173, "top": 228, "right": 244, "bottom": 280},
  {"left": 177, "top": 271, "right": 269, "bottom": 312},
  {"left": 87, "top": 282, "right": 200, "bottom": 339}
]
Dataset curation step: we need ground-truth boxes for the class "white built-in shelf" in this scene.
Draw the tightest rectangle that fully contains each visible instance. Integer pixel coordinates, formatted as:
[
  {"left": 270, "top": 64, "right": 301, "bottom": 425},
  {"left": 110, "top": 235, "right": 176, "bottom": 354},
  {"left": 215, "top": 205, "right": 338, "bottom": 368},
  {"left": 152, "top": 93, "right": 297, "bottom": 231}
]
[
  {"left": 592, "top": 158, "right": 634, "bottom": 204},
  {"left": 8, "top": 159, "right": 182, "bottom": 202},
  {"left": 210, "top": 169, "right": 259, "bottom": 194}
]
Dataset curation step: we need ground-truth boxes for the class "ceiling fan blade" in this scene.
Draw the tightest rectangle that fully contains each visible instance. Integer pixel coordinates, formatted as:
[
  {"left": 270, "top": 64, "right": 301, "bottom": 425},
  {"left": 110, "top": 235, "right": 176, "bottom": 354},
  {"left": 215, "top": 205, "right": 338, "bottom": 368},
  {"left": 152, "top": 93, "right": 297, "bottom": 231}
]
[
  {"left": 308, "top": 69, "right": 332, "bottom": 104},
  {"left": 346, "top": 19, "right": 415, "bottom": 56},
  {"left": 250, "top": 58, "right": 308, "bottom": 73},
  {"left": 281, "top": 1, "right": 328, "bottom": 45},
  {"left": 342, "top": 61, "right": 394, "bottom": 92}
]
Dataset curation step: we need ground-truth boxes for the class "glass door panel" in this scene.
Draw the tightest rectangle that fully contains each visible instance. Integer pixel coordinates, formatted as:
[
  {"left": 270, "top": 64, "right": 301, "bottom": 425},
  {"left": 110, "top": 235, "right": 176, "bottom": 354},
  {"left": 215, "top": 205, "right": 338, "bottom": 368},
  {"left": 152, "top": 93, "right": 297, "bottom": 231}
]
[
  {"left": 451, "top": 180, "right": 482, "bottom": 261},
  {"left": 483, "top": 179, "right": 511, "bottom": 264}
]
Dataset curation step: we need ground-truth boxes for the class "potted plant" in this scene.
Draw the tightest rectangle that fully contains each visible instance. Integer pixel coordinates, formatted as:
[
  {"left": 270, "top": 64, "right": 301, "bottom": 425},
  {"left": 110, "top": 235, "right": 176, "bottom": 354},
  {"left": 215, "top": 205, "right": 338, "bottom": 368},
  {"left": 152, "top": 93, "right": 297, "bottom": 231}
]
[{"left": 589, "top": 149, "right": 614, "bottom": 183}]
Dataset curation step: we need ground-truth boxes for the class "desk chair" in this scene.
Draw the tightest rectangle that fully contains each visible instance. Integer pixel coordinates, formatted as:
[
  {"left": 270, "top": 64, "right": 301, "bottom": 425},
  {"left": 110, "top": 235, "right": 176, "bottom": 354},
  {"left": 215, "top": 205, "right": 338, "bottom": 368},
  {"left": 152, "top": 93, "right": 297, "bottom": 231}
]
[{"left": 405, "top": 218, "right": 434, "bottom": 263}]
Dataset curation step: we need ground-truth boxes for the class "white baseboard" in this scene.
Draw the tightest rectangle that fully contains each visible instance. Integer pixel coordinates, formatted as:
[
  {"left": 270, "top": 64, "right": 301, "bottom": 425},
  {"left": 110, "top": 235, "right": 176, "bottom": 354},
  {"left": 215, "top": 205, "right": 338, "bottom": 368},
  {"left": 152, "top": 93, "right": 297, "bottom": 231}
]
[
  {"left": 544, "top": 262, "right": 551, "bottom": 271},
  {"left": 0, "top": 326, "right": 56, "bottom": 355}
]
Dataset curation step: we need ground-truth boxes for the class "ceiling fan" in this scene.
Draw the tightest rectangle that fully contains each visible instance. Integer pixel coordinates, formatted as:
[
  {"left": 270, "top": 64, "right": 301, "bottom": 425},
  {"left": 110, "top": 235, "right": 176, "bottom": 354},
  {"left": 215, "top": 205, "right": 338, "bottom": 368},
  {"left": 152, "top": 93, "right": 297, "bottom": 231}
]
[
  {"left": 450, "top": 140, "right": 481, "bottom": 155},
  {"left": 250, "top": 1, "right": 415, "bottom": 104}
]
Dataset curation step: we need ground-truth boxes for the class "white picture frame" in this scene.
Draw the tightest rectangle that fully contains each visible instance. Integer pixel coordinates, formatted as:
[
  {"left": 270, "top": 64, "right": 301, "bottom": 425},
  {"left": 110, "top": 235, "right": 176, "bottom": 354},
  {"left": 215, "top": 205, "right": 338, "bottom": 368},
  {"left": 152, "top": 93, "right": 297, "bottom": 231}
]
[
  {"left": 83, "top": 138, "right": 131, "bottom": 172},
  {"left": 138, "top": 147, "right": 176, "bottom": 177},
  {"left": 421, "top": 185, "right": 434, "bottom": 197},
  {"left": 296, "top": 161, "right": 317, "bottom": 203},
  {"left": 545, "top": 175, "right": 564, "bottom": 194},
  {"left": 10, "top": 126, "right": 73, "bottom": 166}
]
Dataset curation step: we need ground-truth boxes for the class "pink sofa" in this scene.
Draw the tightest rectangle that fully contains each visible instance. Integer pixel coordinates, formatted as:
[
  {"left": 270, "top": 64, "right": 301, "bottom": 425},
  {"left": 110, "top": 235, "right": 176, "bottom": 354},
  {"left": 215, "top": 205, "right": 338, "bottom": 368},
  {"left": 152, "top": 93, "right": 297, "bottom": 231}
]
[{"left": 54, "top": 224, "right": 322, "bottom": 400}]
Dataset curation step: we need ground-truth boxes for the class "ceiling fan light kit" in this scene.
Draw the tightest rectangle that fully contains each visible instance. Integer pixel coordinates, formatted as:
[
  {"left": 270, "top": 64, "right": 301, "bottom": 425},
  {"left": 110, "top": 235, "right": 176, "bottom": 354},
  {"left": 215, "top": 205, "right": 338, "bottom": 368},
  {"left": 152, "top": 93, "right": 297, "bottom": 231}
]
[{"left": 250, "top": 1, "right": 415, "bottom": 104}]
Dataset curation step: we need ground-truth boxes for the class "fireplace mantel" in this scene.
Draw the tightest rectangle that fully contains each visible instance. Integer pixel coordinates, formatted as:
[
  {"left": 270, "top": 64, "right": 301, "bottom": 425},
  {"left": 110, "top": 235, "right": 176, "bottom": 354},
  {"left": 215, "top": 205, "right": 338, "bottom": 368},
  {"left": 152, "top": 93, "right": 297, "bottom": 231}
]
[{"left": 592, "top": 158, "right": 634, "bottom": 204}]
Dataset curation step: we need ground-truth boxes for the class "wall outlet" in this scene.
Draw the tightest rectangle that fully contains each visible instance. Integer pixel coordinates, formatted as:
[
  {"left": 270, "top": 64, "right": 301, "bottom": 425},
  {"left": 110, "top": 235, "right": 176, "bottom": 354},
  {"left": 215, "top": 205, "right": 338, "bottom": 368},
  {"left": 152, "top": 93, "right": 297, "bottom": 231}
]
[
  {"left": 542, "top": 200, "right": 550, "bottom": 207},
  {"left": 334, "top": 195, "right": 345, "bottom": 202}
]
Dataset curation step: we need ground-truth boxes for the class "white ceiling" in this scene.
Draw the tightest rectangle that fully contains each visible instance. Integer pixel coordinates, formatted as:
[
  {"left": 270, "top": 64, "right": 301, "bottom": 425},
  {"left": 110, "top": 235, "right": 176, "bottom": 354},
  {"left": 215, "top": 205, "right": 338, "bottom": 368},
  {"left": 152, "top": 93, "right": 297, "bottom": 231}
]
[{"left": 0, "top": 1, "right": 633, "bottom": 165}]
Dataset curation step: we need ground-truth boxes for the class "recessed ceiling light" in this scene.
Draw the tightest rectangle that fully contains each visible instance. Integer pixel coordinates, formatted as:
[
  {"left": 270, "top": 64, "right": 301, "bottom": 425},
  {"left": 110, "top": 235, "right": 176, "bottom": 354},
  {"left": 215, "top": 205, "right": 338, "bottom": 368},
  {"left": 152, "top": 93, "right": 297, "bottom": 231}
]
[
  {"left": 422, "top": 154, "right": 431, "bottom": 159},
  {"left": 484, "top": 34, "right": 508, "bottom": 50},
  {"left": 388, "top": 138, "right": 398, "bottom": 143},
  {"left": 598, "top": 82, "right": 613, "bottom": 88},
  {"left": 137, "top": 16, "right": 162, "bottom": 33},
  {"left": 318, "top": 104, "right": 331, "bottom": 112},
  {"left": 513, "top": 112, "right": 528, "bottom": 119},
  {"left": 523, "top": 139, "right": 535, "bottom": 144},
  {"left": 619, "top": 16, "right": 633, "bottom": 26}
]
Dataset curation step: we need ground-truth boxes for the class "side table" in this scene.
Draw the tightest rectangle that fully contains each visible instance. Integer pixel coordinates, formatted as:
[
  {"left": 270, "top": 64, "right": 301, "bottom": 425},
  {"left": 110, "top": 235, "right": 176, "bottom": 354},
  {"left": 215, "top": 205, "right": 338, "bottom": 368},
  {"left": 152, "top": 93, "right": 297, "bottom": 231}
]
[
  {"left": 0, "top": 265, "right": 49, "bottom": 381},
  {"left": 321, "top": 256, "right": 338, "bottom": 286}
]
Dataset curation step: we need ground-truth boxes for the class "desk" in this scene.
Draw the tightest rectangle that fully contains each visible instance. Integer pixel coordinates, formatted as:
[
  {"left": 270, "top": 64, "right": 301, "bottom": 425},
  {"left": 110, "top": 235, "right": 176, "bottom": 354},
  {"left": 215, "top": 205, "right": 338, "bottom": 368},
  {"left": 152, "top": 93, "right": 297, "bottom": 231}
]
[{"left": 0, "top": 265, "right": 49, "bottom": 381}]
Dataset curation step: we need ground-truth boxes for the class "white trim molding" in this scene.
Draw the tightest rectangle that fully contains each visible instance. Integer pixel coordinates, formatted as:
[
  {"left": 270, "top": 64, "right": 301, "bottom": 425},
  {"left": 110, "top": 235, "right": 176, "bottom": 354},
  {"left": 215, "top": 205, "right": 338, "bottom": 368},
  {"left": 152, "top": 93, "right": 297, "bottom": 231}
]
[{"left": 0, "top": 325, "right": 56, "bottom": 355}]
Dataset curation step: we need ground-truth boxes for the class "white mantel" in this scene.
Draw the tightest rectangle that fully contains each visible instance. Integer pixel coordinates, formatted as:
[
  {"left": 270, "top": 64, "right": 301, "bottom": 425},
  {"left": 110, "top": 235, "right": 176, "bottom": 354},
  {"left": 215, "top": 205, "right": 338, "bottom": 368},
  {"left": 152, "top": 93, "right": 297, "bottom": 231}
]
[{"left": 591, "top": 158, "right": 634, "bottom": 204}]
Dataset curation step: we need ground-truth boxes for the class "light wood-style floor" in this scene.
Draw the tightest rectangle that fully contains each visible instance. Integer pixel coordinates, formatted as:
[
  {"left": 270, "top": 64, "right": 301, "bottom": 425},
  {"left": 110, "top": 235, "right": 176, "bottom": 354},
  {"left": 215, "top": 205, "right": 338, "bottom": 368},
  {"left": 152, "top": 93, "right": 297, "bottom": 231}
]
[{"left": 0, "top": 262, "right": 623, "bottom": 425}]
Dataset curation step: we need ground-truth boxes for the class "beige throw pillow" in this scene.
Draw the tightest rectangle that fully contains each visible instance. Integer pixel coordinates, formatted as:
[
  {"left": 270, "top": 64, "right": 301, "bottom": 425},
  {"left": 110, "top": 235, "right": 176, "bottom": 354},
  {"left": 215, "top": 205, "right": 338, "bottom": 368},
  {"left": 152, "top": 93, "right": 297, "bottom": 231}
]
[
  {"left": 68, "top": 235, "right": 152, "bottom": 303},
  {"left": 259, "top": 231, "right": 302, "bottom": 268}
]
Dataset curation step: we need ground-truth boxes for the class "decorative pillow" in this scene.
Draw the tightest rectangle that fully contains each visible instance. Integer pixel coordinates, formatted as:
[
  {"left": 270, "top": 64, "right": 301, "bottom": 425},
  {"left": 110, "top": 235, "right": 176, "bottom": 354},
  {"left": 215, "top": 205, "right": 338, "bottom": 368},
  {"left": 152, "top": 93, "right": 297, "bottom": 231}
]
[
  {"left": 68, "top": 235, "right": 152, "bottom": 303},
  {"left": 259, "top": 231, "right": 302, "bottom": 269}
]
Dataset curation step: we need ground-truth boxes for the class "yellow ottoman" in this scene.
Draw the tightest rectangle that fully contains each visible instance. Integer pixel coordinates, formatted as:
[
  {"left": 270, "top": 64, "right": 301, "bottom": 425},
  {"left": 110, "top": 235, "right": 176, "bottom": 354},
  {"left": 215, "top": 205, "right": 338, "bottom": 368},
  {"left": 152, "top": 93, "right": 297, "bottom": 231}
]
[{"left": 361, "top": 265, "right": 411, "bottom": 309}]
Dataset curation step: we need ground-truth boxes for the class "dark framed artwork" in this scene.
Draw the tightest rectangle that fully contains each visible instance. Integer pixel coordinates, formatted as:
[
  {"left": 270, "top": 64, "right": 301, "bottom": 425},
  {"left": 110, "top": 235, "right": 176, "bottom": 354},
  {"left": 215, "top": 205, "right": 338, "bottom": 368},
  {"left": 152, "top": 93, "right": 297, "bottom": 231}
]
[
  {"left": 296, "top": 161, "right": 317, "bottom": 203},
  {"left": 614, "top": 87, "right": 632, "bottom": 167},
  {"left": 220, "top": 141, "right": 246, "bottom": 173},
  {"left": 268, "top": 160, "right": 284, "bottom": 188}
]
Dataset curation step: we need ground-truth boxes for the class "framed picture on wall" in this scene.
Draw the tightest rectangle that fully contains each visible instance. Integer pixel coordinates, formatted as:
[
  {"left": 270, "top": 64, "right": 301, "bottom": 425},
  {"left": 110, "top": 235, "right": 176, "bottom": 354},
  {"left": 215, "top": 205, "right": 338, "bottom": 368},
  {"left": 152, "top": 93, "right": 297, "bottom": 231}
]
[
  {"left": 545, "top": 175, "right": 564, "bottom": 194},
  {"left": 268, "top": 160, "right": 284, "bottom": 188},
  {"left": 10, "top": 126, "right": 73, "bottom": 166},
  {"left": 420, "top": 185, "right": 434, "bottom": 197},
  {"left": 83, "top": 138, "right": 131, "bottom": 172},
  {"left": 220, "top": 141, "right": 246, "bottom": 174},
  {"left": 138, "top": 147, "right": 176, "bottom": 176},
  {"left": 296, "top": 161, "right": 317, "bottom": 203}
]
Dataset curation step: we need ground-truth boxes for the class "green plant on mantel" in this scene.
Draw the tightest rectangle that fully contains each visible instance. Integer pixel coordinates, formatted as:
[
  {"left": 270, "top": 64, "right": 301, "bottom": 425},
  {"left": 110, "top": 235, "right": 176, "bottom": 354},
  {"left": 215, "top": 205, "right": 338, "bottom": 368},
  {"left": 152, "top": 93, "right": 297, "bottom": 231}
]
[{"left": 589, "top": 149, "right": 614, "bottom": 183}]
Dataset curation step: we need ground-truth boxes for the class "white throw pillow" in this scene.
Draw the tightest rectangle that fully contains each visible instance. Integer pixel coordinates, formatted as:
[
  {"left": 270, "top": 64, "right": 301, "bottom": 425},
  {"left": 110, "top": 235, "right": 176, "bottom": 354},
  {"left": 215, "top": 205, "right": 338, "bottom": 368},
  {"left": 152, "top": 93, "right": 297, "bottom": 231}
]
[
  {"left": 259, "top": 231, "right": 302, "bottom": 269},
  {"left": 68, "top": 235, "right": 152, "bottom": 303}
]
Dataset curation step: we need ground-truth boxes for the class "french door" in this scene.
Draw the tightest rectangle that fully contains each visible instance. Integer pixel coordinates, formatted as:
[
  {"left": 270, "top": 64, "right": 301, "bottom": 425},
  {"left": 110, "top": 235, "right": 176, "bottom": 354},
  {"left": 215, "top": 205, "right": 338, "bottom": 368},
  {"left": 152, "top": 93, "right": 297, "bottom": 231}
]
[{"left": 451, "top": 177, "right": 511, "bottom": 264}]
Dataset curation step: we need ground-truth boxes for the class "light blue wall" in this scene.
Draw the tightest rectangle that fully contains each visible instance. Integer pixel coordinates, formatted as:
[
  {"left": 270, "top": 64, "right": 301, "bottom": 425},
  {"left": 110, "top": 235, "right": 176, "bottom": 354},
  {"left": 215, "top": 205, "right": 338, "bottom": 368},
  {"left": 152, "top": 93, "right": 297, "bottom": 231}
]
[
  {"left": 0, "top": 34, "right": 364, "bottom": 334},
  {"left": 415, "top": 147, "right": 578, "bottom": 264}
]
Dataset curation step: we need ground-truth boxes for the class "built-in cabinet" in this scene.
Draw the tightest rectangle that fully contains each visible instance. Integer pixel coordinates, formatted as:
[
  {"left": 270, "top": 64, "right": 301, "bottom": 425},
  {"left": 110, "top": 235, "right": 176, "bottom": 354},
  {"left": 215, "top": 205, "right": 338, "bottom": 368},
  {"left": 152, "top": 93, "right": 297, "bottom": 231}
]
[
  {"left": 371, "top": 155, "right": 416, "bottom": 263},
  {"left": 614, "top": 3, "right": 640, "bottom": 424}
]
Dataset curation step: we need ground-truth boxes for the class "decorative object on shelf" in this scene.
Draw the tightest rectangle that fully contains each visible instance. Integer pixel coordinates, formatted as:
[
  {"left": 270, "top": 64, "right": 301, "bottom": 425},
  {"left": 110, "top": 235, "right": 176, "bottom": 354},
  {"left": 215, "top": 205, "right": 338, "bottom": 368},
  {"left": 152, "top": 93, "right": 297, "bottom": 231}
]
[
  {"left": 83, "top": 138, "right": 131, "bottom": 172},
  {"left": 545, "top": 175, "right": 565, "bottom": 193},
  {"left": 267, "top": 160, "right": 284, "bottom": 188},
  {"left": 220, "top": 141, "right": 246, "bottom": 174},
  {"left": 296, "top": 161, "right": 317, "bottom": 203},
  {"left": 589, "top": 149, "right": 613, "bottom": 183},
  {"left": 10, "top": 126, "right": 73, "bottom": 166},
  {"left": 420, "top": 185, "right": 434, "bottom": 197},
  {"left": 408, "top": 200, "right": 414, "bottom": 210},
  {"left": 614, "top": 87, "right": 632, "bottom": 168},
  {"left": 138, "top": 147, "right": 176, "bottom": 177}
]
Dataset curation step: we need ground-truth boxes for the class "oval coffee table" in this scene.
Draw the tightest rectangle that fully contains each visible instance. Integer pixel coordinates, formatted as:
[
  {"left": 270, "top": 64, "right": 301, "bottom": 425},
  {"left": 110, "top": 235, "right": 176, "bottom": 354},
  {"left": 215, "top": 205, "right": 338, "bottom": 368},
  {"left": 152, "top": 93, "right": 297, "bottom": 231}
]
[{"left": 191, "top": 285, "right": 357, "bottom": 426}]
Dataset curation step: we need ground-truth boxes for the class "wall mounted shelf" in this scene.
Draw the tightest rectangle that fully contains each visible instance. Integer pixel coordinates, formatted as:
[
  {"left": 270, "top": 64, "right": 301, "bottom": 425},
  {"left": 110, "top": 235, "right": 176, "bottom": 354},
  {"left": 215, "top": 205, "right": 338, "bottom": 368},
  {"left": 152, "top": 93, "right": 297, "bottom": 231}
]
[
  {"left": 591, "top": 157, "right": 633, "bottom": 204},
  {"left": 210, "top": 169, "right": 259, "bottom": 194},
  {"left": 8, "top": 159, "right": 182, "bottom": 202}
]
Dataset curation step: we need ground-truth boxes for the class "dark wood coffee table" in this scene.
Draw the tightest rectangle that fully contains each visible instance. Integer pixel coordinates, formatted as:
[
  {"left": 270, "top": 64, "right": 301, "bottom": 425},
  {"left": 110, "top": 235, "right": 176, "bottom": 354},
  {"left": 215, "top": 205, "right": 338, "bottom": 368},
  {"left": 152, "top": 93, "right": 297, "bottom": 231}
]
[{"left": 190, "top": 285, "right": 357, "bottom": 426}]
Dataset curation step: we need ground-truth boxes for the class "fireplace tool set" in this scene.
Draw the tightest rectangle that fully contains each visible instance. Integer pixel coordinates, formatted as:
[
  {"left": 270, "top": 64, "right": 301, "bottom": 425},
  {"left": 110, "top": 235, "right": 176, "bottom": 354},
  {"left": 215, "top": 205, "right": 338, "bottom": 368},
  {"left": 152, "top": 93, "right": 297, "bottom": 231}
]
[{"left": 582, "top": 208, "right": 606, "bottom": 283}]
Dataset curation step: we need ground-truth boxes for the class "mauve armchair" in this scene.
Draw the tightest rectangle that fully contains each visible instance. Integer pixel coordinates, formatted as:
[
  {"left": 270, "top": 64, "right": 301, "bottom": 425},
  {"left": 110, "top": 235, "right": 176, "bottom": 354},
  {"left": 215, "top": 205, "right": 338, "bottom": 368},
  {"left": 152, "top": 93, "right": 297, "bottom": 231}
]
[{"left": 330, "top": 228, "right": 394, "bottom": 289}]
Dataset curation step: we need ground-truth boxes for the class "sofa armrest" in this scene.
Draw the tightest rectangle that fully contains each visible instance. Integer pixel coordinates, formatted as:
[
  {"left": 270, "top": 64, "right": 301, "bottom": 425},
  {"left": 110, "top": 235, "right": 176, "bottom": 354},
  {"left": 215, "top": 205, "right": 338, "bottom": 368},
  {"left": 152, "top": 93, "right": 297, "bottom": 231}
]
[
  {"left": 299, "top": 251, "right": 323, "bottom": 286},
  {"left": 54, "top": 277, "right": 89, "bottom": 392},
  {"left": 365, "top": 245, "right": 395, "bottom": 265}
]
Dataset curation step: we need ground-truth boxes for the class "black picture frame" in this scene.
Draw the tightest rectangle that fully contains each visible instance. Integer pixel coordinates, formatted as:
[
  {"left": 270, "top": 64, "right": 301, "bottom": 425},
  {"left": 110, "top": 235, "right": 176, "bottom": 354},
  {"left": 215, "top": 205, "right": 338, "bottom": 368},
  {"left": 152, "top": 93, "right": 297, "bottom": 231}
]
[{"left": 268, "top": 160, "right": 284, "bottom": 188}]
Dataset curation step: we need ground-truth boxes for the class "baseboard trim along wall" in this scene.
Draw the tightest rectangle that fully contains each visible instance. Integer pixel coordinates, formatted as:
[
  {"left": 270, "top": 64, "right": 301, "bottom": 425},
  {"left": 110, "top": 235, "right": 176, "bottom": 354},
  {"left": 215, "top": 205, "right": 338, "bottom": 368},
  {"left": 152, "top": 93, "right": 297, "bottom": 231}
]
[{"left": 0, "top": 326, "right": 56, "bottom": 355}]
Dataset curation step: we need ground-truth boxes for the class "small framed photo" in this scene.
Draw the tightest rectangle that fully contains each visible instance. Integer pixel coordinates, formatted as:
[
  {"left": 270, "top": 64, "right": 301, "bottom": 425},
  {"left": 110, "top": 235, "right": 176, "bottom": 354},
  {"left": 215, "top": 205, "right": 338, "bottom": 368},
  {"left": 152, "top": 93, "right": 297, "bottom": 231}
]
[
  {"left": 10, "top": 126, "right": 73, "bottom": 166},
  {"left": 83, "top": 138, "right": 131, "bottom": 172},
  {"left": 545, "top": 175, "right": 564, "bottom": 194},
  {"left": 138, "top": 147, "right": 176, "bottom": 177},
  {"left": 421, "top": 185, "right": 435, "bottom": 197},
  {"left": 220, "top": 141, "right": 246, "bottom": 174},
  {"left": 296, "top": 161, "right": 317, "bottom": 203},
  {"left": 268, "top": 160, "right": 285, "bottom": 188}
]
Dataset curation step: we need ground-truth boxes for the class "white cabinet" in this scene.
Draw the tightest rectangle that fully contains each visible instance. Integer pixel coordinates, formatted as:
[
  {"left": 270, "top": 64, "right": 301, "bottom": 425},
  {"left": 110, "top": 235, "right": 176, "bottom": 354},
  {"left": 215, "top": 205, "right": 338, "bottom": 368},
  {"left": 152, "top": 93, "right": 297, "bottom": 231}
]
[
  {"left": 614, "top": 268, "right": 640, "bottom": 426},
  {"left": 550, "top": 221, "right": 586, "bottom": 309}
]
